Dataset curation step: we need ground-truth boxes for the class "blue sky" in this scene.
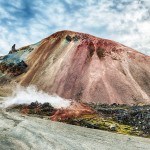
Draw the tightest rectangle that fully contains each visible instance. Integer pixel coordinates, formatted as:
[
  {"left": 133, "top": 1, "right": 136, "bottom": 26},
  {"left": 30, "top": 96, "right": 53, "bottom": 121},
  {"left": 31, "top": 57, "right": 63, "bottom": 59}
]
[{"left": 0, "top": 0, "right": 150, "bottom": 55}]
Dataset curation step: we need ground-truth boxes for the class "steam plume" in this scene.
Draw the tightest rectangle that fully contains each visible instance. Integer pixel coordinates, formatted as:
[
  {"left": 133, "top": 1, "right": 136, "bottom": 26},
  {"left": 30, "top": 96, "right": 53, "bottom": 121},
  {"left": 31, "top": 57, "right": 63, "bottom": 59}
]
[{"left": 3, "top": 85, "right": 71, "bottom": 108}]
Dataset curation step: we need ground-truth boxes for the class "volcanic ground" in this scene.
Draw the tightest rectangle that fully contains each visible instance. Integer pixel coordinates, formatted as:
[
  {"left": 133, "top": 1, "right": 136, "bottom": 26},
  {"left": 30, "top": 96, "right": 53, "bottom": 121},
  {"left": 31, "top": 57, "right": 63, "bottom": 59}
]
[
  {"left": 6, "top": 101, "right": 150, "bottom": 138},
  {"left": 0, "top": 31, "right": 150, "bottom": 149}
]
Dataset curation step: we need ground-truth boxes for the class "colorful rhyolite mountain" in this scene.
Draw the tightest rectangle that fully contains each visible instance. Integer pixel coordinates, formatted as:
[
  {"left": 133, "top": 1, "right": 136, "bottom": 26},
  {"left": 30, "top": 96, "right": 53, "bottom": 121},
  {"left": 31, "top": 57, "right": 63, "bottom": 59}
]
[{"left": 0, "top": 30, "right": 150, "bottom": 104}]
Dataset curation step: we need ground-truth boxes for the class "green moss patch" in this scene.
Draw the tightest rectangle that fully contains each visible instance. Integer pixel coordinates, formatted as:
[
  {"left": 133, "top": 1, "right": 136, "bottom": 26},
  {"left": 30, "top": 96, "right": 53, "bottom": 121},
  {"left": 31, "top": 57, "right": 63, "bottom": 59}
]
[{"left": 65, "top": 114, "right": 148, "bottom": 138}]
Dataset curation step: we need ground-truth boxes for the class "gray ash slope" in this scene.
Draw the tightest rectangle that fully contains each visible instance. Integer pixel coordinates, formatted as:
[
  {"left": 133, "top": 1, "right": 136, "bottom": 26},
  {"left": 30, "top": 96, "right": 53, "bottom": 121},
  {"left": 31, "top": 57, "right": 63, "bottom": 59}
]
[{"left": 0, "top": 107, "right": 150, "bottom": 150}]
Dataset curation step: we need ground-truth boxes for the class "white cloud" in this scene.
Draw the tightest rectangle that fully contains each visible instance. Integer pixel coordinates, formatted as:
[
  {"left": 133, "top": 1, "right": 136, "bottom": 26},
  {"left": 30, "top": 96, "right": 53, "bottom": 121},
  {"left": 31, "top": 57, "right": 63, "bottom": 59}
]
[{"left": 0, "top": 0, "right": 149, "bottom": 55}]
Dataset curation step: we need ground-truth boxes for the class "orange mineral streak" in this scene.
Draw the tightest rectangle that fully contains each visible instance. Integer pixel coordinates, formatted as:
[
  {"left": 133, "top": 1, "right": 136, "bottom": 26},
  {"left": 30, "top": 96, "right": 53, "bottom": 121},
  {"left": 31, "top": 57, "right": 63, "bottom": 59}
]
[
  {"left": 50, "top": 101, "right": 94, "bottom": 121},
  {"left": 15, "top": 30, "right": 150, "bottom": 105},
  {"left": 21, "top": 106, "right": 29, "bottom": 114}
]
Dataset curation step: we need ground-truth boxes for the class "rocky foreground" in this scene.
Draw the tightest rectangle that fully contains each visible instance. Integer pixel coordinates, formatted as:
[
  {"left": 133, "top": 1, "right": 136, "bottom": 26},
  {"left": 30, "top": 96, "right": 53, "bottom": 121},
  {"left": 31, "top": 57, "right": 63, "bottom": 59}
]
[
  {"left": 88, "top": 103, "right": 150, "bottom": 137},
  {"left": 0, "top": 108, "right": 150, "bottom": 150},
  {"left": 6, "top": 102, "right": 150, "bottom": 138}
]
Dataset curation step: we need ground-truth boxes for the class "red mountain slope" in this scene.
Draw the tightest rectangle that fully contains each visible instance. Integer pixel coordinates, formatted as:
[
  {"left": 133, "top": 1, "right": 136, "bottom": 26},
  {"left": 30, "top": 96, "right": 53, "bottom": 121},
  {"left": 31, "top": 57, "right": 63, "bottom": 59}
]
[{"left": 1, "top": 30, "right": 150, "bottom": 104}]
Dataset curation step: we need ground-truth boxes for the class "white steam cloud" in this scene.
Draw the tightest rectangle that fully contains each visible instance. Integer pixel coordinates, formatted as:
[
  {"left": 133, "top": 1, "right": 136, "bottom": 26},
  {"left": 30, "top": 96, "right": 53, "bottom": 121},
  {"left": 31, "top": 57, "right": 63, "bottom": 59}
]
[{"left": 2, "top": 85, "right": 71, "bottom": 109}]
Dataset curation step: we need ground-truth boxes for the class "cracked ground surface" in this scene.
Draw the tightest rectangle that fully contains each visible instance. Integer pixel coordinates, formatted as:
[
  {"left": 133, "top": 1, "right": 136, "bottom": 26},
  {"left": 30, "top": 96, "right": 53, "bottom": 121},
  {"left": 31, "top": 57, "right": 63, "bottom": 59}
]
[{"left": 0, "top": 106, "right": 150, "bottom": 150}]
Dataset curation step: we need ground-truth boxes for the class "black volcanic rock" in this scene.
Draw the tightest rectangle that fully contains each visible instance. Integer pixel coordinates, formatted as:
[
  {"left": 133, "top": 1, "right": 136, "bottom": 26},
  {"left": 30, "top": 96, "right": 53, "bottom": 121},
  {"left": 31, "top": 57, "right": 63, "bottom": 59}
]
[
  {"left": 9, "top": 44, "right": 17, "bottom": 54},
  {"left": 89, "top": 103, "right": 150, "bottom": 136}
]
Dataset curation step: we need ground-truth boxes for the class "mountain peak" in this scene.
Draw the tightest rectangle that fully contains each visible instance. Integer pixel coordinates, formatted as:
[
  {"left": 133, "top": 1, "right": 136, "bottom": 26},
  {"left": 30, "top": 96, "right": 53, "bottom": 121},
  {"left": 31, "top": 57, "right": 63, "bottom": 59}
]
[
  {"left": 0, "top": 30, "right": 150, "bottom": 104},
  {"left": 43, "top": 30, "right": 127, "bottom": 55}
]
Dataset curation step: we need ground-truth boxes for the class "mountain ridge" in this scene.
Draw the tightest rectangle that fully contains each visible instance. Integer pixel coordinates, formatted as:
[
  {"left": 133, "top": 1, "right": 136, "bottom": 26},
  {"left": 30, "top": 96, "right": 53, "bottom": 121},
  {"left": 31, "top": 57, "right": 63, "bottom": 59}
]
[{"left": 0, "top": 30, "right": 150, "bottom": 104}]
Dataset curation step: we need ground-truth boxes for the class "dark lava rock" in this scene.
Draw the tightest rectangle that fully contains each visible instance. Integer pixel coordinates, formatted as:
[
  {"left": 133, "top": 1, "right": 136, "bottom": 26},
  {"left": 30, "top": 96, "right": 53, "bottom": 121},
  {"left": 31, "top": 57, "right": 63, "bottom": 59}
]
[
  {"left": 9, "top": 44, "right": 17, "bottom": 54},
  {"left": 89, "top": 103, "right": 150, "bottom": 136},
  {"left": 25, "top": 102, "right": 55, "bottom": 116},
  {"left": 0, "top": 60, "right": 28, "bottom": 76},
  {"left": 66, "top": 118, "right": 100, "bottom": 129},
  {"left": 66, "top": 35, "right": 72, "bottom": 42},
  {"left": 72, "top": 35, "right": 80, "bottom": 41}
]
